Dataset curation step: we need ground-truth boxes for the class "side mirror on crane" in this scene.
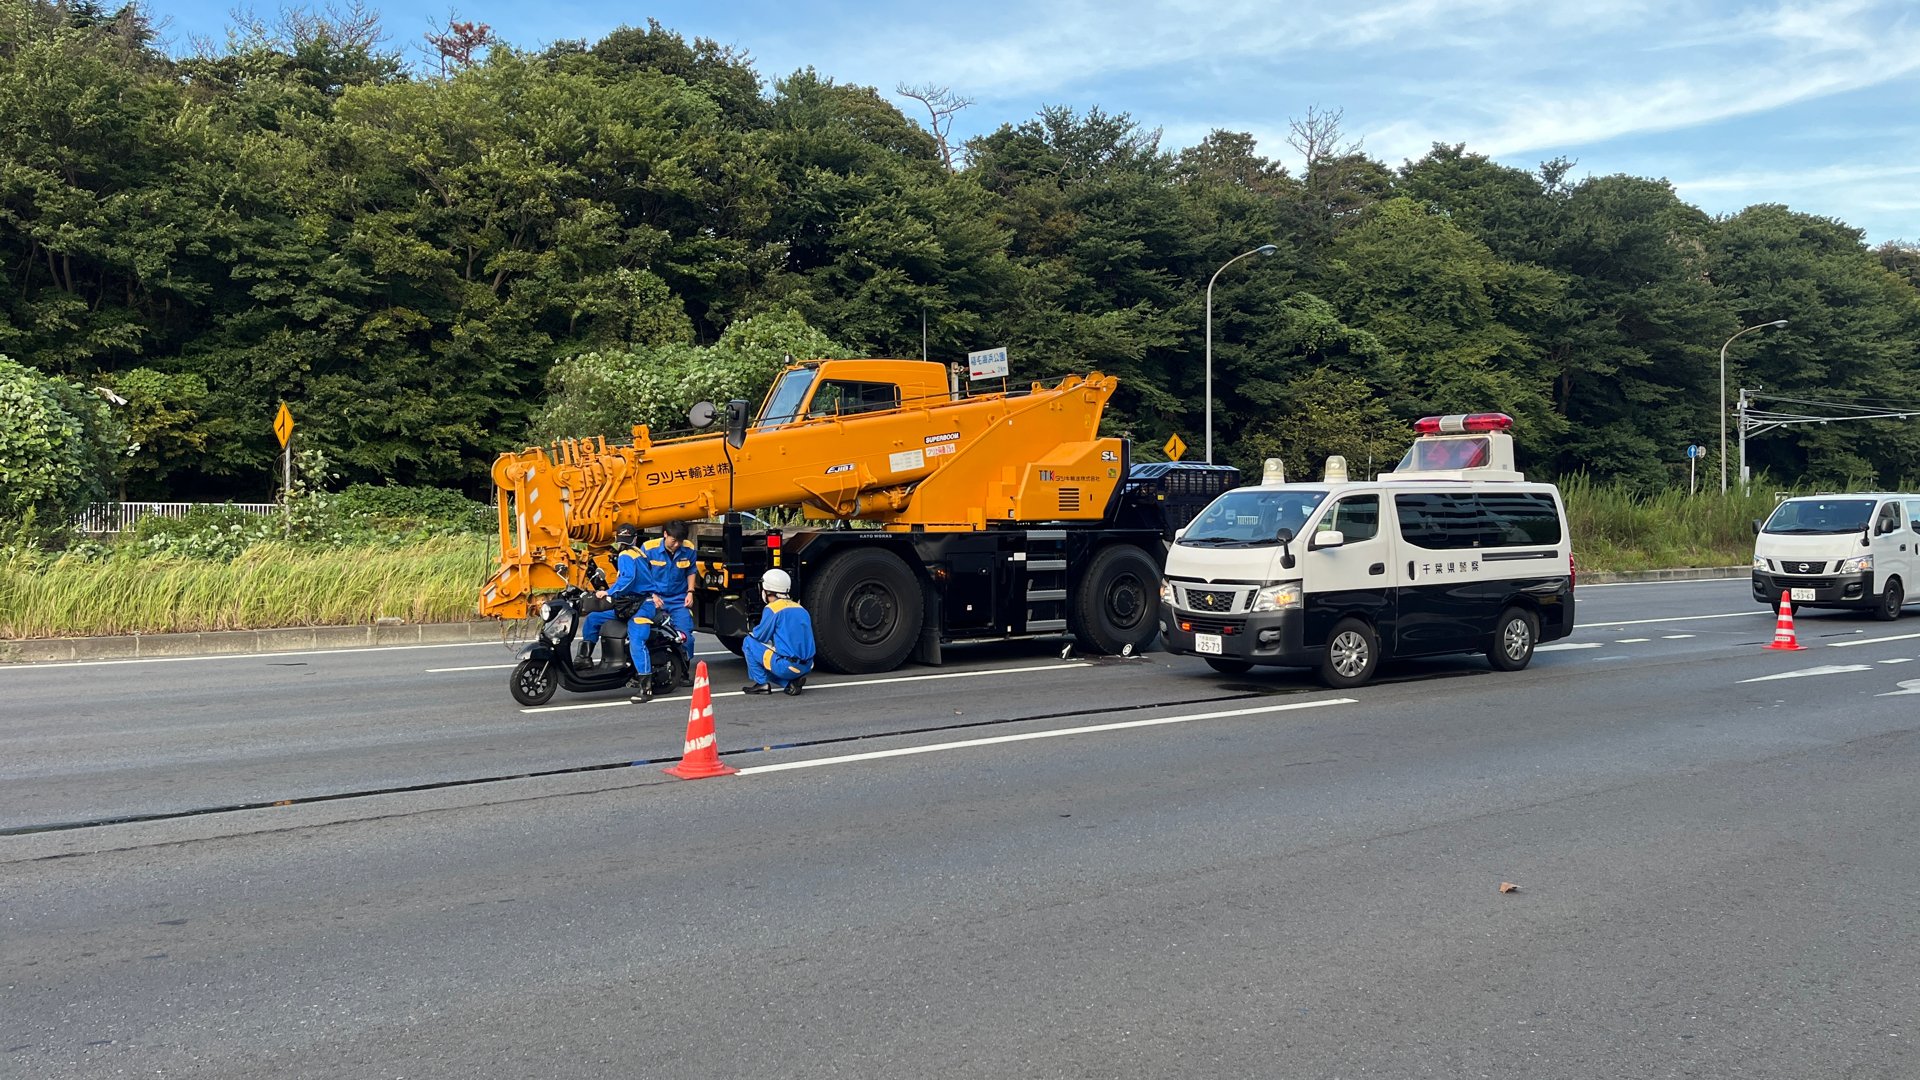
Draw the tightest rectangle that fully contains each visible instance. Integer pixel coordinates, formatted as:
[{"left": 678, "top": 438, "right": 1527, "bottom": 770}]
[
  {"left": 688, "top": 401, "right": 717, "bottom": 429},
  {"left": 725, "top": 399, "right": 750, "bottom": 449}
]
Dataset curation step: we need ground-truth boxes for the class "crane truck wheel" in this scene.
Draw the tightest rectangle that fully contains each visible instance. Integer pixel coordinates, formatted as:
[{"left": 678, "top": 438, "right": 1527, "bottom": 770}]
[
  {"left": 1070, "top": 544, "right": 1161, "bottom": 656},
  {"left": 718, "top": 633, "right": 746, "bottom": 656},
  {"left": 806, "top": 548, "right": 925, "bottom": 674}
]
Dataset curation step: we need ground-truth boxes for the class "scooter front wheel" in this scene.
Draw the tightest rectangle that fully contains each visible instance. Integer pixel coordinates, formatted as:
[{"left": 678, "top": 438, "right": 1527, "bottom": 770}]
[{"left": 509, "top": 658, "right": 559, "bottom": 706}]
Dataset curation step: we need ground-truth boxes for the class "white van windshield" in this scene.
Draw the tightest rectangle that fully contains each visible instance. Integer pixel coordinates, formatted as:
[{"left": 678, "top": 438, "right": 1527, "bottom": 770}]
[
  {"left": 1763, "top": 498, "right": 1876, "bottom": 535},
  {"left": 1180, "top": 488, "right": 1328, "bottom": 547}
]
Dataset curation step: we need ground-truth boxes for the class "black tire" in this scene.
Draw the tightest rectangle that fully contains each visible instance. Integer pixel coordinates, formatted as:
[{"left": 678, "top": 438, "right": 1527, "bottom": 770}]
[
  {"left": 1204, "top": 657, "right": 1254, "bottom": 675},
  {"left": 509, "top": 659, "right": 558, "bottom": 706},
  {"left": 806, "top": 548, "right": 924, "bottom": 674},
  {"left": 718, "top": 633, "right": 746, "bottom": 656},
  {"left": 1319, "top": 618, "right": 1380, "bottom": 689},
  {"left": 651, "top": 648, "right": 690, "bottom": 693},
  {"left": 1070, "top": 544, "right": 1161, "bottom": 655},
  {"left": 1874, "top": 577, "right": 1904, "bottom": 622},
  {"left": 1488, "top": 607, "right": 1539, "bottom": 672}
]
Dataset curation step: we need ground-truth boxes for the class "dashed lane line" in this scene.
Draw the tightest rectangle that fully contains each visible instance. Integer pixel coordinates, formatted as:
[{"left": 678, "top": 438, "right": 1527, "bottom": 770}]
[
  {"left": 1536, "top": 642, "right": 1601, "bottom": 653},
  {"left": 1617, "top": 638, "right": 1651, "bottom": 643},
  {"left": 1579, "top": 611, "right": 1769, "bottom": 629},
  {"left": 734, "top": 697, "right": 1358, "bottom": 776},
  {"left": 1661, "top": 634, "right": 1696, "bottom": 640}
]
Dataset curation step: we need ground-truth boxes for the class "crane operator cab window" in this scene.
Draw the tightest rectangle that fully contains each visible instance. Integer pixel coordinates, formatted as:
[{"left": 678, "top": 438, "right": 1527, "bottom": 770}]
[
  {"left": 755, "top": 368, "right": 816, "bottom": 430},
  {"left": 808, "top": 380, "right": 900, "bottom": 419}
]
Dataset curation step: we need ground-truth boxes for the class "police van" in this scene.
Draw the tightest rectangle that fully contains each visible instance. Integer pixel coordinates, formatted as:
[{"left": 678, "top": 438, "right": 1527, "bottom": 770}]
[
  {"left": 1158, "top": 413, "right": 1575, "bottom": 688},
  {"left": 1751, "top": 492, "right": 1920, "bottom": 621}
]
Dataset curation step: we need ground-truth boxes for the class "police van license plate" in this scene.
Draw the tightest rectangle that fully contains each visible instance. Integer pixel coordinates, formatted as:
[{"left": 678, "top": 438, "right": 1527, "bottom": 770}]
[
  {"left": 1791, "top": 588, "right": 1816, "bottom": 601},
  {"left": 1195, "top": 633, "right": 1223, "bottom": 655}
]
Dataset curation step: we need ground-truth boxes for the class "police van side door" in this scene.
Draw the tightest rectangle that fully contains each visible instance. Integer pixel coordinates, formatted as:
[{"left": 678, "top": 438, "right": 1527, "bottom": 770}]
[
  {"left": 1389, "top": 491, "right": 1482, "bottom": 657},
  {"left": 1300, "top": 493, "right": 1395, "bottom": 652},
  {"left": 1876, "top": 500, "right": 1910, "bottom": 598}
]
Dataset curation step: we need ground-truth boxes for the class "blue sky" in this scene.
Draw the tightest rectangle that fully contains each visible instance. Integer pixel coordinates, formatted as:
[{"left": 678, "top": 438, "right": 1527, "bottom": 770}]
[{"left": 151, "top": 0, "right": 1919, "bottom": 245}]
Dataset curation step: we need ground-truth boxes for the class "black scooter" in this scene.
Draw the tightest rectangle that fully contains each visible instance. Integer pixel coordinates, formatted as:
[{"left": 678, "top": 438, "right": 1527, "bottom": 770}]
[{"left": 509, "top": 586, "right": 691, "bottom": 706}]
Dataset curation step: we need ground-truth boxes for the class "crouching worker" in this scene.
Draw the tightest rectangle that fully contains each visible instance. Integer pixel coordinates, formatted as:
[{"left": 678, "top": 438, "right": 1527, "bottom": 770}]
[{"left": 742, "top": 569, "right": 815, "bottom": 696}]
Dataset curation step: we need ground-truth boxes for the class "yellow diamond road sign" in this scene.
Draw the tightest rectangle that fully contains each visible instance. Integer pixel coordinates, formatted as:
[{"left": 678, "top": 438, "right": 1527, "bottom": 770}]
[
  {"left": 274, "top": 403, "right": 294, "bottom": 448},
  {"left": 1163, "top": 433, "right": 1186, "bottom": 461}
]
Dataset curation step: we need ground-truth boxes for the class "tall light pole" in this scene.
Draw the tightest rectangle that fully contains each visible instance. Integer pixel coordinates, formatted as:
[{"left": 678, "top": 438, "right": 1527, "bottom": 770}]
[
  {"left": 1204, "top": 243, "right": 1278, "bottom": 463},
  {"left": 1719, "top": 319, "right": 1787, "bottom": 493}
]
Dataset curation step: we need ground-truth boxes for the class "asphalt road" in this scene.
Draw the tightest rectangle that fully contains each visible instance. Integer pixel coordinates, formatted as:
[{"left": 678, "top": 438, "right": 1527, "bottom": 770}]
[{"left": 5, "top": 579, "right": 1920, "bottom": 1078}]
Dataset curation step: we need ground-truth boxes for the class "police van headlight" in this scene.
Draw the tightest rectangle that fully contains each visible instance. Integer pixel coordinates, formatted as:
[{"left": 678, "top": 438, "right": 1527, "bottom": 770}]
[
  {"left": 1751, "top": 556, "right": 1768, "bottom": 571},
  {"left": 1158, "top": 579, "right": 1175, "bottom": 606},
  {"left": 1250, "top": 583, "right": 1303, "bottom": 612},
  {"left": 1838, "top": 554, "right": 1873, "bottom": 574}
]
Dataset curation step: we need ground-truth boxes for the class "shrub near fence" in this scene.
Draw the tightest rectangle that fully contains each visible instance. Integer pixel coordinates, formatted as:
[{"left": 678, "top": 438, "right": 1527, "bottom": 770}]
[{"left": 1560, "top": 476, "right": 1791, "bottom": 572}]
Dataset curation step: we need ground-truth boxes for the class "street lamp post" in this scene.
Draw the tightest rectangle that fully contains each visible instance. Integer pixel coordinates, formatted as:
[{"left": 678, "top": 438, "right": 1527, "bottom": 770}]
[
  {"left": 1719, "top": 319, "right": 1788, "bottom": 493},
  {"left": 1204, "top": 243, "right": 1278, "bottom": 464}
]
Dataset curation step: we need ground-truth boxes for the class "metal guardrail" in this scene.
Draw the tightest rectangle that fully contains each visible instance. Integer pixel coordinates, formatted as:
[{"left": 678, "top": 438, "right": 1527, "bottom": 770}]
[{"left": 73, "top": 502, "right": 281, "bottom": 534}]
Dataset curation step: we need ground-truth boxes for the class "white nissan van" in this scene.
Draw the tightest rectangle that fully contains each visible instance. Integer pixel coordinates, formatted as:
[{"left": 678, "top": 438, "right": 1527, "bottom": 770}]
[
  {"left": 1752, "top": 493, "right": 1919, "bottom": 620},
  {"left": 1159, "top": 413, "right": 1575, "bottom": 688}
]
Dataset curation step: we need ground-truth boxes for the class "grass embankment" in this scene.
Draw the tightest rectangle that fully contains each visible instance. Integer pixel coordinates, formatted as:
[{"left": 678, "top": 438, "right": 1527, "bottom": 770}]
[
  {"left": 0, "top": 540, "right": 495, "bottom": 639},
  {"left": 0, "top": 483, "right": 1790, "bottom": 640}
]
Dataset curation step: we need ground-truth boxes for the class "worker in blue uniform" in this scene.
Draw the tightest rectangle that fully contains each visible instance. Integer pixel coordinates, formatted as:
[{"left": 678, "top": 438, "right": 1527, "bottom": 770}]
[
  {"left": 583, "top": 523, "right": 663, "bottom": 701},
  {"left": 640, "top": 520, "right": 698, "bottom": 660},
  {"left": 742, "top": 568, "right": 815, "bottom": 696},
  {"left": 579, "top": 523, "right": 641, "bottom": 666}
]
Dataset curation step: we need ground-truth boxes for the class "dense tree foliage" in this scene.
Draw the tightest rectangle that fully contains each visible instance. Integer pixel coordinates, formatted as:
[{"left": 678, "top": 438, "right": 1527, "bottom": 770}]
[{"left": 2, "top": 0, "right": 1916, "bottom": 505}]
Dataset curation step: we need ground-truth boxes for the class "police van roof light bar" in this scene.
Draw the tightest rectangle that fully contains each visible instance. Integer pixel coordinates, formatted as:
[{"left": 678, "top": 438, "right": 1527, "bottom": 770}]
[{"left": 1414, "top": 413, "right": 1513, "bottom": 435}]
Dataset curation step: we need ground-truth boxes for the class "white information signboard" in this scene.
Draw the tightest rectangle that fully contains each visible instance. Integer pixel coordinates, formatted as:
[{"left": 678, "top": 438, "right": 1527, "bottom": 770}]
[{"left": 967, "top": 346, "right": 1009, "bottom": 381}]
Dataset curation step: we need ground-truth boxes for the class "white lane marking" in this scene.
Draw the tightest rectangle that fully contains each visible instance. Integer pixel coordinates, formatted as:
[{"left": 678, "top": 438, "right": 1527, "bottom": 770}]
[
  {"left": 520, "top": 662, "right": 1094, "bottom": 713},
  {"left": 1878, "top": 679, "right": 1920, "bottom": 697},
  {"left": 1828, "top": 631, "right": 1920, "bottom": 649},
  {"left": 1661, "top": 634, "right": 1696, "bottom": 640},
  {"left": 1739, "top": 664, "right": 1873, "bottom": 683},
  {"left": 0, "top": 640, "right": 501, "bottom": 670},
  {"left": 735, "top": 697, "right": 1358, "bottom": 776},
  {"left": 1579, "top": 579, "right": 1743, "bottom": 588},
  {"left": 430, "top": 649, "right": 732, "bottom": 674},
  {"left": 1879, "top": 658, "right": 1913, "bottom": 664},
  {"left": 1581, "top": 611, "right": 1768, "bottom": 629},
  {"left": 1616, "top": 638, "right": 1651, "bottom": 643},
  {"left": 1536, "top": 642, "right": 1601, "bottom": 653}
]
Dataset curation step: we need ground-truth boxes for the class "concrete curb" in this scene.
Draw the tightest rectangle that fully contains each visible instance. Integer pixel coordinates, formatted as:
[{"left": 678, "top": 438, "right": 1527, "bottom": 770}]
[
  {"left": 3, "top": 565, "right": 1753, "bottom": 664},
  {"left": 0, "top": 621, "right": 509, "bottom": 664}
]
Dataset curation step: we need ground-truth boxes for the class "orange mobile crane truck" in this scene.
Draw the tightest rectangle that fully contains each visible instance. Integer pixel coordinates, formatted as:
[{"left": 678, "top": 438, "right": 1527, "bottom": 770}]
[{"left": 478, "top": 359, "right": 1236, "bottom": 697}]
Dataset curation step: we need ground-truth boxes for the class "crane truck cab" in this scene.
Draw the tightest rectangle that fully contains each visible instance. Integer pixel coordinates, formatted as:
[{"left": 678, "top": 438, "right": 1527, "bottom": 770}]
[
  {"left": 1158, "top": 413, "right": 1575, "bottom": 688},
  {"left": 1752, "top": 493, "right": 1919, "bottom": 620}
]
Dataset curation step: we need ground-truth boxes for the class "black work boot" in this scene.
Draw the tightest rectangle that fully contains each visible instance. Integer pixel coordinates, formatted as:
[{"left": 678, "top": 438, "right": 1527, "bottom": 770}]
[
  {"left": 741, "top": 682, "right": 771, "bottom": 695},
  {"left": 628, "top": 676, "right": 653, "bottom": 704},
  {"left": 782, "top": 677, "right": 806, "bottom": 697},
  {"left": 575, "top": 642, "right": 596, "bottom": 668}
]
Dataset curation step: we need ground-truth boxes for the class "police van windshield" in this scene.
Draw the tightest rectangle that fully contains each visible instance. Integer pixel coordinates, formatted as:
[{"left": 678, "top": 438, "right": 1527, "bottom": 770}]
[
  {"left": 1763, "top": 498, "right": 1876, "bottom": 535},
  {"left": 1180, "top": 488, "right": 1328, "bottom": 547}
]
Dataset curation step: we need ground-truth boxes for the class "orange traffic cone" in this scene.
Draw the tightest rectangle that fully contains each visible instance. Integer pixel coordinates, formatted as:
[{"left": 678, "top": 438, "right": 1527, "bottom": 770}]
[
  {"left": 664, "top": 661, "right": 737, "bottom": 779},
  {"left": 1765, "top": 590, "right": 1805, "bottom": 651}
]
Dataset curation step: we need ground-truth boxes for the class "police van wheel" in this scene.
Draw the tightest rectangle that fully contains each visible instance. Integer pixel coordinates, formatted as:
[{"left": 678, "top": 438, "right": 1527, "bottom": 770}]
[
  {"left": 808, "top": 548, "right": 924, "bottom": 675},
  {"left": 1071, "top": 544, "right": 1161, "bottom": 655},
  {"left": 1204, "top": 658, "right": 1254, "bottom": 675},
  {"left": 1874, "top": 578, "right": 1904, "bottom": 622},
  {"left": 509, "top": 659, "right": 558, "bottom": 706},
  {"left": 1320, "top": 619, "right": 1379, "bottom": 689},
  {"left": 1488, "top": 607, "right": 1538, "bottom": 672}
]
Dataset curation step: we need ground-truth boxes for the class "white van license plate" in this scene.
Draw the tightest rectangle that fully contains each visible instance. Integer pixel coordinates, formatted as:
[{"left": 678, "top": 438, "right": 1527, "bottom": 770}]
[
  {"left": 1791, "top": 588, "right": 1816, "bottom": 601},
  {"left": 1195, "top": 633, "right": 1223, "bottom": 655}
]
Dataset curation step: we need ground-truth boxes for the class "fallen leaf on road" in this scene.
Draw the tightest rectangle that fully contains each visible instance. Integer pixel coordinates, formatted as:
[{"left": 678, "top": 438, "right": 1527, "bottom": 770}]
[{"left": 1499, "top": 882, "right": 1519, "bottom": 893}]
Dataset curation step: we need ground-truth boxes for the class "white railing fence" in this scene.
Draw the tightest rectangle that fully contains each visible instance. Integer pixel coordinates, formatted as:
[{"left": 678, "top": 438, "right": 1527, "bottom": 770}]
[{"left": 74, "top": 502, "right": 281, "bottom": 534}]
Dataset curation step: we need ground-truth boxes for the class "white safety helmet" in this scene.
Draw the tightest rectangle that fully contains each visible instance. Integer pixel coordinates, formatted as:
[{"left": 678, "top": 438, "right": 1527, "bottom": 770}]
[{"left": 761, "top": 568, "right": 792, "bottom": 595}]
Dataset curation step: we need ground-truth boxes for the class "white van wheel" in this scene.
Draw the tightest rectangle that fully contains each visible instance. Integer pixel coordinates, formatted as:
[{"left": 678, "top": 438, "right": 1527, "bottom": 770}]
[
  {"left": 1488, "top": 607, "right": 1538, "bottom": 671},
  {"left": 1875, "top": 578, "right": 1904, "bottom": 622},
  {"left": 1320, "top": 618, "right": 1379, "bottom": 689}
]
